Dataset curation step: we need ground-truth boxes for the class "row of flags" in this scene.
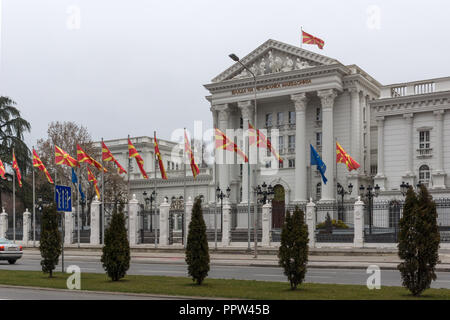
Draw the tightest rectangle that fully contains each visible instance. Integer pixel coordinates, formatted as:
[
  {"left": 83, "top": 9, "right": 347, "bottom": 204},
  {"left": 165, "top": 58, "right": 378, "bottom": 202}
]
[{"left": 311, "top": 142, "right": 361, "bottom": 185}]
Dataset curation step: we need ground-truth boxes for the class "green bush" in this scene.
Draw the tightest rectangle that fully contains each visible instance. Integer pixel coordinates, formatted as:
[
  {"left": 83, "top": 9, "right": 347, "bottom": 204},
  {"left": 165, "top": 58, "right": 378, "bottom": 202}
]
[
  {"left": 101, "top": 202, "right": 130, "bottom": 281},
  {"left": 39, "top": 203, "right": 62, "bottom": 278},
  {"left": 316, "top": 218, "right": 349, "bottom": 230}
]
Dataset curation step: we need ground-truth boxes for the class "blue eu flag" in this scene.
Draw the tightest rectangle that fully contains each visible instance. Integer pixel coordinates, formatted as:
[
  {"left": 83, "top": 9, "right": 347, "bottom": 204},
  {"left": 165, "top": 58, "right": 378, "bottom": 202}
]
[
  {"left": 310, "top": 144, "right": 327, "bottom": 184},
  {"left": 71, "top": 168, "right": 85, "bottom": 201}
]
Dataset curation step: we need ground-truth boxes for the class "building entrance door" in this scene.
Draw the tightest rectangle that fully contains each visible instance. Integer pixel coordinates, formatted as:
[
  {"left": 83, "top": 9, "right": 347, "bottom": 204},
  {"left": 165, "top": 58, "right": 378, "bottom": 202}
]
[{"left": 272, "top": 184, "right": 285, "bottom": 229}]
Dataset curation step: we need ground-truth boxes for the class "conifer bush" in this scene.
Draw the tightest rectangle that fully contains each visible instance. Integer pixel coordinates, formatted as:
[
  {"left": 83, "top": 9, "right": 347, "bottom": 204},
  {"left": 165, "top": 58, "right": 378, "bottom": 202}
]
[
  {"left": 398, "top": 184, "right": 440, "bottom": 296},
  {"left": 185, "top": 197, "right": 210, "bottom": 285},
  {"left": 101, "top": 202, "right": 130, "bottom": 281},
  {"left": 39, "top": 203, "right": 62, "bottom": 278},
  {"left": 278, "top": 206, "right": 309, "bottom": 290}
]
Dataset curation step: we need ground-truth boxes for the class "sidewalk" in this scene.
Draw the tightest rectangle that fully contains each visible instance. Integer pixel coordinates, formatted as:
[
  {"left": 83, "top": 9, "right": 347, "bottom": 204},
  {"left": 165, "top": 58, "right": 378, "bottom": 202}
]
[{"left": 21, "top": 247, "right": 450, "bottom": 271}]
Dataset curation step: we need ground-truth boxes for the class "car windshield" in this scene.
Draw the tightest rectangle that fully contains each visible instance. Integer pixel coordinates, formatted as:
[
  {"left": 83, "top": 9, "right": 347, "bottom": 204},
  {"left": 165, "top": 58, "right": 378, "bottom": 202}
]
[{"left": 0, "top": 238, "right": 11, "bottom": 244}]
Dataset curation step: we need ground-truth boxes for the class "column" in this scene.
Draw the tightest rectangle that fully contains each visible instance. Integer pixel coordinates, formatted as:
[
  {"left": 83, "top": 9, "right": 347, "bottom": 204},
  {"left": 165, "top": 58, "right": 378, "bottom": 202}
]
[
  {"left": 222, "top": 199, "right": 231, "bottom": 246},
  {"left": 64, "top": 209, "right": 73, "bottom": 245},
  {"left": 22, "top": 209, "right": 31, "bottom": 245},
  {"left": 291, "top": 93, "right": 308, "bottom": 202},
  {"left": 306, "top": 198, "right": 316, "bottom": 248},
  {"left": 0, "top": 208, "right": 7, "bottom": 238},
  {"left": 404, "top": 113, "right": 414, "bottom": 176},
  {"left": 159, "top": 198, "right": 170, "bottom": 246},
  {"left": 374, "top": 116, "right": 386, "bottom": 190},
  {"left": 349, "top": 87, "right": 361, "bottom": 166},
  {"left": 90, "top": 197, "right": 100, "bottom": 245},
  {"left": 261, "top": 200, "right": 271, "bottom": 246},
  {"left": 215, "top": 104, "right": 230, "bottom": 193},
  {"left": 318, "top": 89, "right": 338, "bottom": 201},
  {"left": 128, "top": 194, "right": 139, "bottom": 245},
  {"left": 353, "top": 196, "right": 365, "bottom": 248},
  {"left": 238, "top": 101, "right": 254, "bottom": 204},
  {"left": 432, "top": 110, "right": 446, "bottom": 188}
]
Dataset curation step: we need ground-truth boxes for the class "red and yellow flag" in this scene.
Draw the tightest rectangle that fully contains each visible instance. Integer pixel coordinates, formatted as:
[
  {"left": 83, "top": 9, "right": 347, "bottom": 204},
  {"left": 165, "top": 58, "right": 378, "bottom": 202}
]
[
  {"left": 87, "top": 167, "right": 101, "bottom": 200},
  {"left": 336, "top": 142, "right": 360, "bottom": 171},
  {"left": 102, "top": 141, "right": 127, "bottom": 174},
  {"left": 0, "top": 159, "right": 6, "bottom": 179},
  {"left": 128, "top": 138, "right": 148, "bottom": 179},
  {"left": 32, "top": 149, "right": 54, "bottom": 184},
  {"left": 55, "top": 145, "right": 79, "bottom": 168},
  {"left": 154, "top": 133, "right": 168, "bottom": 180},
  {"left": 184, "top": 130, "right": 200, "bottom": 179},
  {"left": 302, "top": 30, "right": 325, "bottom": 49},
  {"left": 215, "top": 128, "right": 248, "bottom": 163},
  {"left": 12, "top": 151, "right": 22, "bottom": 187},
  {"left": 76, "top": 144, "right": 107, "bottom": 172},
  {"left": 248, "top": 123, "right": 283, "bottom": 163}
]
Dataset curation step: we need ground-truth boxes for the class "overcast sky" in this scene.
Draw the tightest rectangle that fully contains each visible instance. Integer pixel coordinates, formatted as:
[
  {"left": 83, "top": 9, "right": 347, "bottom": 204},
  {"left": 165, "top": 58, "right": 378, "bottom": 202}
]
[{"left": 0, "top": 0, "right": 448, "bottom": 148}]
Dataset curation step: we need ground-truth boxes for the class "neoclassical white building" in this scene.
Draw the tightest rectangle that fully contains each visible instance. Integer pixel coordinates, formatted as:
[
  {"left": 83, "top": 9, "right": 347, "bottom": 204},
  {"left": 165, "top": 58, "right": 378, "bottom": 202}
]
[{"left": 95, "top": 39, "right": 450, "bottom": 229}]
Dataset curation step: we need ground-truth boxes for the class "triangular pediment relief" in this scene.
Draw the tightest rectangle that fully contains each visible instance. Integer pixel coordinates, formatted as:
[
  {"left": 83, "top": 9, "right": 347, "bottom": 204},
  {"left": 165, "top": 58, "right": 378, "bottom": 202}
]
[{"left": 212, "top": 39, "right": 339, "bottom": 83}]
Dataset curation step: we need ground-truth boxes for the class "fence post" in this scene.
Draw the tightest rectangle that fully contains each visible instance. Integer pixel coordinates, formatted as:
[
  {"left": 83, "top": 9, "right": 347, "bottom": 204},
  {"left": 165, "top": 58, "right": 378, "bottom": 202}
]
[
  {"left": 22, "top": 209, "right": 31, "bottom": 245},
  {"left": 222, "top": 199, "right": 231, "bottom": 246},
  {"left": 90, "top": 197, "right": 100, "bottom": 245},
  {"left": 128, "top": 194, "right": 139, "bottom": 246},
  {"left": 353, "top": 196, "right": 365, "bottom": 248},
  {"left": 0, "top": 208, "right": 7, "bottom": 238},
  {"left": 261, "top": 200, "right": 271, "bottom": 247},
  {"left": 185, "top": 197, "right": 193, "bottom": 243},
  {"left": 63, "top": 208, "right": 74, "bottom": 245},
  {"left": 306, "top": 198, "right": 316, "bottom": 248},
  {"left": 159, "top": 198, "right": 170, "bottom": 246}
]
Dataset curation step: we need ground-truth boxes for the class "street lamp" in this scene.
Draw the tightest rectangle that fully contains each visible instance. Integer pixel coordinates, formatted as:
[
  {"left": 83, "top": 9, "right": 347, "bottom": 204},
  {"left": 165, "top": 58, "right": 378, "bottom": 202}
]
[
  {"left": 256, "top": 182, "right": 275, "bottom": 204},
  {"left": 336, "top": 182, "right": 353, "bottom": 221},
  {"left": 34, "top": 196, "right": 44, "bottom": 246},
  {"left": 143, "top": 190, "right": 157, "bottom": 244},
  {"left": 359, "top": 184, "right": 380, "bottom": 235},
  {"left": 216, "top": 186, "right": 231, "bottom": 250},
  {"left": 400, "top": 181, "right": 410, "bottom": 196}
]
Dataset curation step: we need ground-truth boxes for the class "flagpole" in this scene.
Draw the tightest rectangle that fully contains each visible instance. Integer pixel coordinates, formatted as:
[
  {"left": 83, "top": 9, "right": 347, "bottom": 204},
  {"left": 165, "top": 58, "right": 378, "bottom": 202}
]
[
  {"left": 335, "top": 136, "right": 338, "bottom": 220},
  {"left": 153, "top": 131, "right": 157, "bottom": 248},
  {"left": 127, "top": 135, "right": 131, "bottom": 234},
  {"left": 300, "top": 26, "right": 303, "bottom": 49},
  {"left": 32, "top": 157, "right": 36, "bottom": 247},
  {"left": 183, "top": 128, "right": 188, "bottom": 248},
  {"left": 12, "top": 149, "right": 15, "bottom": 244},
  {"left": 77, "top": 166, "right": 80, "bottom": 248},
  {"left": 101, "top": 137, "right": 105, "bottom": 245}
]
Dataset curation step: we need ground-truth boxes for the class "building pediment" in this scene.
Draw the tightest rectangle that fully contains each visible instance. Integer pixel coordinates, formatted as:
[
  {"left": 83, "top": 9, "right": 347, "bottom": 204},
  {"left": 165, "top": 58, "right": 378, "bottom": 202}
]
[{"left": 211, "top": 39, "right": 339, "bottom": 83}]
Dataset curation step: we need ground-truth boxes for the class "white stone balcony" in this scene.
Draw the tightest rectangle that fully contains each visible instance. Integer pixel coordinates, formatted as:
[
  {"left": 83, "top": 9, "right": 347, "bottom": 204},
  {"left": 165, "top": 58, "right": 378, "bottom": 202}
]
[{"left": 417, "top": 148, "right": 433, "bottom": 158}]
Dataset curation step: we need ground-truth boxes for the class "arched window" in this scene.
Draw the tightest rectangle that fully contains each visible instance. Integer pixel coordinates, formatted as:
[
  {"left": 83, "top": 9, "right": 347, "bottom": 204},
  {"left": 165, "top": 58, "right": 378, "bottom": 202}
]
[
  {"left": 419, "top": 165, "right": 430, "bottom": 186},
  {"left": 316, "top": 182, "right": 322, "bottom": 200}
]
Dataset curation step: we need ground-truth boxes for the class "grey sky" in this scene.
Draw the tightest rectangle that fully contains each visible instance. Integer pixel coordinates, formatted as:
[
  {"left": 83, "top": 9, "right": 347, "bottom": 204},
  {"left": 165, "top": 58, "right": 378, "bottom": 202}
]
[{"left": 0, "top": 0, "right": 448, "bottom": 148}]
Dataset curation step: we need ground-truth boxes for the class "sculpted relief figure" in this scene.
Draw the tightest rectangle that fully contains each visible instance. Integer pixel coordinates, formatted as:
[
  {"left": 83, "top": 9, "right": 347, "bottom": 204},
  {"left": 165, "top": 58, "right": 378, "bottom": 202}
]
[
  {"left": 259, "top": 58, "right": 266, "bottom": 74},
  {"left": 268, "top": 50, "right": 283, "bottom": 73},
  {"left": 295, "top": 58, "right": 313, "bottom": 70},
  {"left": 282, "top": 56, "right": 294, "bottom": 72}
]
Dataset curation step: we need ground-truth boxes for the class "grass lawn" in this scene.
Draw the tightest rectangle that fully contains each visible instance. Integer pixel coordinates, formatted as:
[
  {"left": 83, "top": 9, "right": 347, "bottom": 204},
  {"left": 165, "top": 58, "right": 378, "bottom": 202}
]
[{"left": 0, "top": 269, "right": 449, "bottom": 300}]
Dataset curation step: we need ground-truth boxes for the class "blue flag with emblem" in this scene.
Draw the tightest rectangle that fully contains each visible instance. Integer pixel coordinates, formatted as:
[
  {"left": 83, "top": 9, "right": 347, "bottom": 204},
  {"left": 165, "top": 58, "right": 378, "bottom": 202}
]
[
  {"left": 310, "top": 144, "right": 327, "bottom": 184},
  {"left": 71, "top": 168, "right": 85, "bottom": 201}
]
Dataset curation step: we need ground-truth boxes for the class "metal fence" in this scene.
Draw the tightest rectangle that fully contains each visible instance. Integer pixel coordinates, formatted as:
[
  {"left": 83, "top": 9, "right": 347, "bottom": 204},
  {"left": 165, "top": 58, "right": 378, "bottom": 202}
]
[{"left": 315, "top": 201, "right": 354, "bottom": 243}]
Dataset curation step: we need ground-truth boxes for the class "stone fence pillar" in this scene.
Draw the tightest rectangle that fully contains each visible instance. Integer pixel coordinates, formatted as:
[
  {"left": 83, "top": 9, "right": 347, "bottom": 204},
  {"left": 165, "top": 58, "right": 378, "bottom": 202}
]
[
  {"left": 184, "top": 197, "right": 193, "bottom": 245},
  {"left": 90, "top": 197, "right": 100, "bottom": 245},
  {"left": 22, "top": 209, "right": 31, "bottom": 244},
  {"left": 159, "top": 198, "right": 170, "bottom": 246},
  {"left": 0, "top": 208, "right": 8, "bottom": 238},
  {"left": 128, "top": 194, "right": 139, "bottom": 246},
  {"left": 353, "top": 196, "right": 365, "bottom": 248},
  {"left": 222, "top": 199, "right": 231, "bottom": 246},
  {"left": 262, "top": 201, "right": 271, "bottom": 246},
  {"left": 306, "top": 198, "right": 316, "bottom": 248},
  {"left": 64, "top": 208, "right": 74, "bottom": 245}
]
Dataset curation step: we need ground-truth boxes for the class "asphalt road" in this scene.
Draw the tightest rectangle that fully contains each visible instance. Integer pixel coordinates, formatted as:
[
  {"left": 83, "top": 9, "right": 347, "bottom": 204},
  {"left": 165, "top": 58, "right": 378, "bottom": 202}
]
[{"left": 1, "top": 256, "right": 450, "bottom": 290}]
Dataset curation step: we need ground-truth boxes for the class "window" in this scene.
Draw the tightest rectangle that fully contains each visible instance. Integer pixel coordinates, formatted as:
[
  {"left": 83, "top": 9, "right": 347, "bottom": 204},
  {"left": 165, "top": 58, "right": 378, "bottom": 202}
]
[
  {"left": 167, "top": 161, "right": 171, "bottom": 170},
  {"left": 278, "top": 136, "right": 284, "bottom": 152},
  {"left": 265, "top": 161, "right": 271, "bottom": 168},
  {"left": 316, "top": 182, "right": 322, "bottom": 200},
  {"left": 239, "top": 117, "right": 243, "bottom": 129},
  {"left": 363, "top": 107, "right": 366, "bottom": 122},
  {"left": 288, "top": 135, "right": 295, "bottom": 151},
  {"left": 240, "top": 164, "right": 243, "bottom": 176},
  {"left": 289, "top": 111, "right": 296, "bottom": 125},
  {"left": 370, "top": 165, "right": 378, "bottom": 176},
  {"left": 277, "top": 112, "right": 284, "bottom": 126},
  {"left": 419, "top": 165, "right": 430, "bottom": 186},
  {"left": 316, "top": 132, "right": 322, "bottom": 148},
  {"left": 288, "top": 159, "right": 295, "bottom": 168},
  {"left": 279, "top": 160, "right": 284, "bottom": 169},
  {"left": 176, "top": 163, "right": 179, "bottom": 170},
  {"left": 265, "top": 113, "right": 273, "bottom": 127},
  {"left": 419, "top": 130, "right": 430, "bottom": 150},
  {"left": 316, "top": 107, "right": 322, "bottom": 122}
]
